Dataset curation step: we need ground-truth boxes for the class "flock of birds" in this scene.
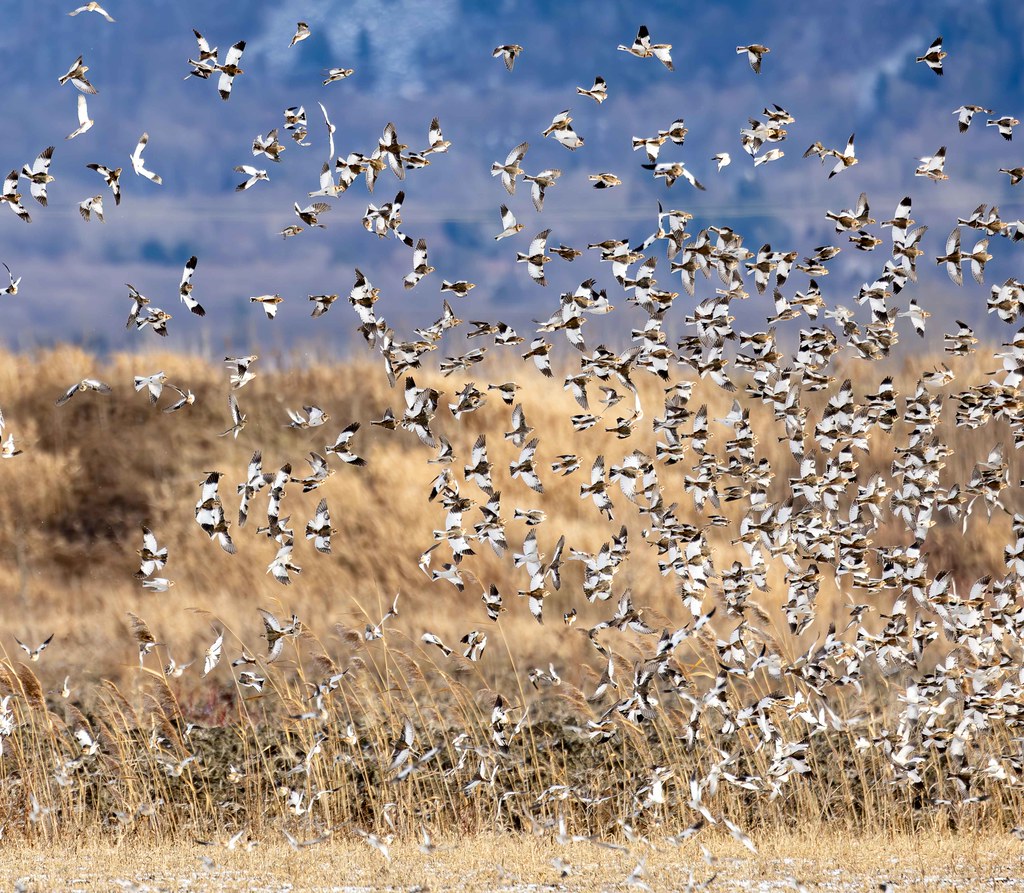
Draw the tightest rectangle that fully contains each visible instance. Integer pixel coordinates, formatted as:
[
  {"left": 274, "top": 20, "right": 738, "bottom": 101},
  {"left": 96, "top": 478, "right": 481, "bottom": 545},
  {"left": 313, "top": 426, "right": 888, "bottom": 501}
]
[{"left": 5, "top": 5, "right": 1024, "bottom": 875}]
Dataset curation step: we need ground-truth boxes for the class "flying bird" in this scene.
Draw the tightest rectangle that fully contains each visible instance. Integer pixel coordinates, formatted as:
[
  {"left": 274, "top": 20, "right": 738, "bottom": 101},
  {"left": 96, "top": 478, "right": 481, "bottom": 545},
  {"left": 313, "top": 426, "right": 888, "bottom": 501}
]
[
  {"left": 827, "top": 134, "right": 857, "bottom": 179},
  {"left": 233, "top": 165, "right": 268, "bottom": 191},
  {"left": 987, "top": 116, "right": 1019, "bottom": 141},
  {"left": 492, "top": 44, "right": 523, "bottom": 70},
  {"left": 589, "top": 172, "right": 622, "bottom": 188},
  {"left": 1, "top": 263, "right": 21, "bottom": 295},
  {"left": 916, "top": 36, "right": 946, "bottom": 75},
  {"left": 66, "top": 94, "right": 94, "bottom": 140},
  {"left": 185, "top": 30, "right": 218, "bottom": 80},
  {"left": 577, "top": 76, "right": 607, "bottom": 103},
  {"left": 1, "top": 172, "right": 30, "bottom": 223},
  {"left": 953, "top": 105, "right": 992, "bottom": 133},
  {"left": 58, "top": 55, "right": 97, "bottom": 94},
  {"left": 86, "top": 162, "right": 121, "bottom": 204},
  {"left": 216, "top": 41, "right": 246, "bottom": 100},
  {"left": 542, "top": 109, "right": 584, "bottom": 150},
  {"left": 56, "top": 378, "right": 112, "bottom": 406},
  {"left": 163, "top": 384, "right": 195, "bottom": 413},
  {"left": 522, "top": 168, "right": 560, "bottom": 211},
  {"left": 495, "top": 204, "right": 524, "bottom": 240},
  {"left": 253, "top": 129, "right": 285, "bottom": 162},
  {"left": 516, "top": 229, "right": 552, "bottom": 285},
  {"left": 403, "top": 239, "right": 434, "bottom": 289},
  {"left": 250, "top": 294, "right": 283, "bottom": 318},
  {"left": 915, "top": 146, "right": 948, "bottom": 182},
  {"left": 133, "top": 371, "right": 167, "bottom": 404},
  {"left": 130, "top": 133, "right": 162, "bottom": 184},
  {"left": 294, "top": 202, "right": 330, "bottom": 227},
  {"left": 137, "top": 526, "right": 168, "bottom": 576},
  {"left": 68, "top": 2, "right": 115, "bottom": 21},
  {"left": 491, "top": 142, "right": 529, "bottom": 194},
  {"left": 618, "top": 25, "right": 674, "bottom": 70},
  {"left": 179, "top": 255, "right": 205, "bottom": 316},
  {"left": 323, "top": 66, "right": 354, "bottom": 85},
  {"left": 15, "top": 634, "right": 54, "bottom": 662},
  {"left": 20, "top": 147, "right": 55, "bottom": 206},
  {"left": 219, "top": 395, "right": 246, "bottom": 438},
  {"left": 736, "top": 44, "right": 770, "bottom": 74}
]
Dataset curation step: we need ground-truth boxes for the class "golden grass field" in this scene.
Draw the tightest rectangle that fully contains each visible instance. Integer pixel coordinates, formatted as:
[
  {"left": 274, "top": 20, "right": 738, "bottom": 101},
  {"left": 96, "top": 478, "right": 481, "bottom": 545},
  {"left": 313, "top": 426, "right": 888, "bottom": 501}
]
[
  {"left": 0, "top": 345, "right": 1017, "bottom": 688},
  {"left": 6, "top": 831, "right": 1024, "bottom": 892},
  {"left": 0, "top": 345, "right": 1022, "bottom": 889}
]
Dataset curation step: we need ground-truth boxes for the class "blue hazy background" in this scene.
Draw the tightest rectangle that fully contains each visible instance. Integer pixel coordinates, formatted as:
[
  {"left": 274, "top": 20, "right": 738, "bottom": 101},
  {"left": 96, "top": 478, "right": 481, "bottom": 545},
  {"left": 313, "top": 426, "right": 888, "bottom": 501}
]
[{"left": 2, "top": 0, "right": 1023, "bottom": 356}]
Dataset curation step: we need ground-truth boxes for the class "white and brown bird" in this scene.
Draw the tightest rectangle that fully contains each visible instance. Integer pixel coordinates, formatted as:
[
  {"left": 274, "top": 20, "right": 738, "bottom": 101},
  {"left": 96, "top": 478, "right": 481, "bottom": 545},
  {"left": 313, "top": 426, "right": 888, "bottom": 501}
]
[
  {"left": 542, "top": 110, "right": 584, "bottom": 150},
  {"left": 219, "top": 395, "right": 246, "bottom": 438},
  {"left": 916, "top": 36, "right": 946, "bottom": 75},
  {"left": 516, "top": 229, "right": 552, "bottom": 285},
  {"left": 522, "top": 168, "right": 560, "bottom": 211},
  {"left": 66, "top": 94, "right": 94, "bottom": 140},
  {"left": 56, "top": 378, "right": 112, "bottom": 406},
  {"left": 491, "top": 142, "right": 528, "bottom": 194},
  {"left": 253, "top": 129, "right": 285, "bottom": 162},
  {"left": 309, "top": 293, "right": 339, "bottom": 318},
  {"left": 1, "top": 171, "right": 30, "bottom": 223},
  {"left": 827, "top": 134, "right": 857, "bottom": 179},
  {"left": 251, "top": 294, "right": 284, "bottom": 318},
  {"left": 325, "top": 422, "right": 366, "bottom": 466},
  {"left": 492, "top": 44, "right": 523, "bottom": 70},
  {"left": 133, "top": 371, "right": 167, "bottom": 404},
  {"left": 163, "top": 384, "right": 195, "bottom": 413},
  {"left": 577, "top": 76, "right": 607, "bottom": 103},
  {"left": 59, "top": 55, "right": 97, "bottom": 94},
  {"left": 425, "top": 117, "right": 450, "bottom": 154},
  {"left": 179, "top": 255, "right": 205, "bottom": 316},
  {"left": 216, "top": 41, "right": 246, "bottom": 100},
  {"left": 736, "top": 44, "right": 770, "bottom": 73},
  {"left": 286, "top": 405, "right": 330, "bottom": 429},
  {"left": 21, "top": 147, "right": 55, "bottom": 206},
  {"left": 953, "top": 105, "right": 992, "bottom": 133},
  {"left": 234, "top": 165, "right": 268, "bottom": 191},
  {"left": 987, "top": 116, "right": 1020, "bottom": 141},
  {"left": 403, "top": 239, "right": 435, "bottom": 289},
  {"left": 294, "top": 202, "right": 330, "bottom": 227},
  {"left": 15, "top": 634, "right": 54, "bottom": 662},
  {"left": 589, "top": 172, "right": 622, "bottom": 188},
  {"left": 290, "top": 22, "right": 310, "bottom": 47},
  {"left": 185, "top": 29, "right": 218, "bottom": 79},
  {"left": 915, "top": 146, "right": 948, "bottom": 181},
  {"left": 495, "top": 204, "right": 524, "bottom": 240},
  {"left": 130, "top": 133, "right": 162, "bottom": 185},
  {"left": 68, "top": 2, "right": 115, "bottom": 21},
  {"left": 137, "top": 525, "right": 168, "bottom": 576},
  {"left": 85, "top": 163, "right": 121, "bottom": 205},
  {"left": 226, "top": 354, "right": 259, "bottom": 389},
  {"left": 1, "top": 263, "right": 20, "bottom": 295},
  {"left": 618, "top": 25, "right": 674, "bottom": 70},
  {"left": 305, "top": 498, "right": 335, "bottom": 553},
  {"left": 323, "top": 66, "right": 354, "bottom": 85},
  {"left": 643, "top": 161, "right": 705, "bottom": 190}
]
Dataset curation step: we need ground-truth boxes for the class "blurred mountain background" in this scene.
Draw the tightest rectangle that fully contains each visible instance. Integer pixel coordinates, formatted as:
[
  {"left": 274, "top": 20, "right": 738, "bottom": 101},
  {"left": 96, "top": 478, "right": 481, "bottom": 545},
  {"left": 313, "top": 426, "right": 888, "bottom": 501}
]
[{"left": 2, "top": 0, "right": 1022, "bottom": 357}]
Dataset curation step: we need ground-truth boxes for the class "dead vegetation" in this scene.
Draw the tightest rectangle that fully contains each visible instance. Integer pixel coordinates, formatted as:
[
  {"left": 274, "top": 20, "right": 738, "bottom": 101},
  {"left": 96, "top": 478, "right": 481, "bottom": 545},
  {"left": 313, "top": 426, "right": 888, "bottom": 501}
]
[{"left": 0, "top": 346, "right": 1021, "bottom": 852}]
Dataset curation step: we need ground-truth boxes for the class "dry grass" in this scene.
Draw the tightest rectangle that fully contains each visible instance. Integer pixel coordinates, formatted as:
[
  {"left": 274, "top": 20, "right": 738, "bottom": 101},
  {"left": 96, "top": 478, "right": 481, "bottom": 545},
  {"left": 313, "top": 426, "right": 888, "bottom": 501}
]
[
  {"left": 0, "top": 345, "right": 1021, "bottom": 848},
  {"left": 0, "top": 344, "right": 1017, "bottom": 687},
  {"left": 4, "top": 831, "right": 1023, "bottom": 891}
]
